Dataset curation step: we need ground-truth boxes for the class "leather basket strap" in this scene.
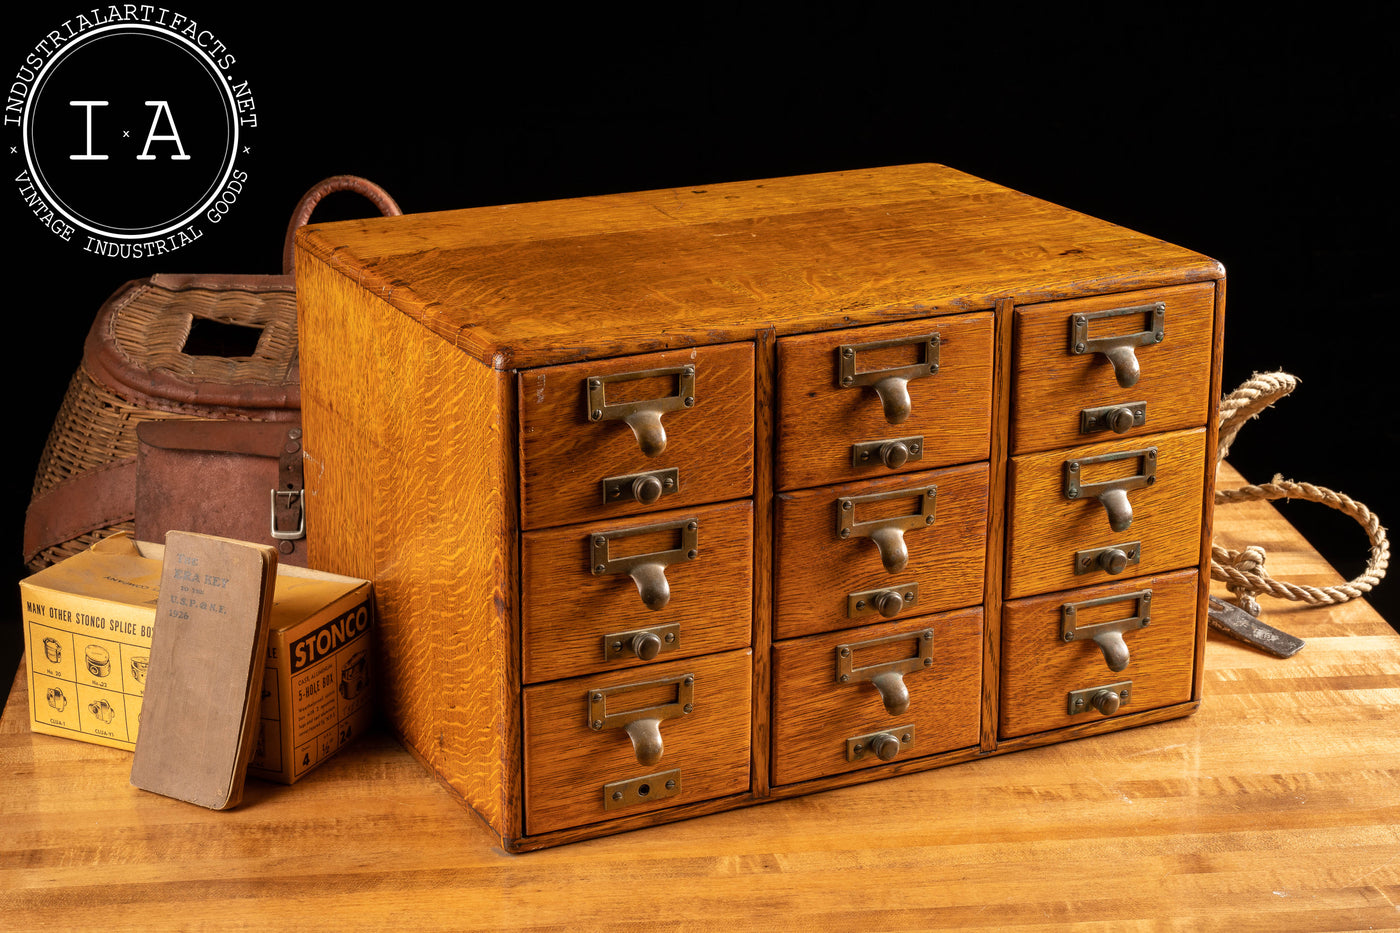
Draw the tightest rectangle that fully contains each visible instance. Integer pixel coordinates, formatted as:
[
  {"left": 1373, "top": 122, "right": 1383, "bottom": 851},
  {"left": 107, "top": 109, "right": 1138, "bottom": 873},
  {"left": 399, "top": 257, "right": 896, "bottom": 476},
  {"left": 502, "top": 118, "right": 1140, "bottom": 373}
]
[
  {"left": 23, "top": 458, "right": 138, "bottom": 564},
  {"left": 281, "top": 175, "right": 402, "bottom": 275}
]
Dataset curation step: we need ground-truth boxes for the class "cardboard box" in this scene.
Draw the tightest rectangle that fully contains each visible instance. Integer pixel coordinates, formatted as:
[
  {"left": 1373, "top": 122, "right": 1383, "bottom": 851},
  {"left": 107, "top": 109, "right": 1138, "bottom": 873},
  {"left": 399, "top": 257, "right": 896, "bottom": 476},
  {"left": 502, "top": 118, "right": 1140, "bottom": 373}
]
[{"left": 20, "top": 533, "right": 373, "bottom": 784}]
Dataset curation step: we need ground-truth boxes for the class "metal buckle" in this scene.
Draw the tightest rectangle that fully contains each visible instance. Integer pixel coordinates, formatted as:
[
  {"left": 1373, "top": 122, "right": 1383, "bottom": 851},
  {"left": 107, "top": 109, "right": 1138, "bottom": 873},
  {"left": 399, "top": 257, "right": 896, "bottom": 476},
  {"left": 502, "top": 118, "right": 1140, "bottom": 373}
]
[{"left": 270, "top": 489, "right": 305, "bottom": 541}]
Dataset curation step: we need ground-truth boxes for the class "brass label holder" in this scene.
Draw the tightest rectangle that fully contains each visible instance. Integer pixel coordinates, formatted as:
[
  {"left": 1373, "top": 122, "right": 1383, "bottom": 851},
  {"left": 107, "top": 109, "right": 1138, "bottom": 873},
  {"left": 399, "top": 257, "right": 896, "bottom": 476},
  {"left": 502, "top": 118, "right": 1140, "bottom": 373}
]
[
  {"left": 1063, "top": 447, "right": 1157, "bottom": 533},
  {"left": 1061, "top": 589, "right": 1151, "bottom": 672},
  {"left": 586, "top": 364, "right": 696, "bottom": 457},
  {"left": 587, "top": 673, "right": 695, "bottom": 766},
  {"left": 836, "top": 484, "right": 937, "bottom": 574},
  {"left": 835, "top": 628, "right": 934, "bottom": 715},
  {"left": 1068, "top": 301, "right": 1165, "bottom": 388},
  {"left": 837, "top": 333, "right": 940, "bottom": 424},
  {"left": 590, "top": 517, "right": 698, "bottom": 611}
]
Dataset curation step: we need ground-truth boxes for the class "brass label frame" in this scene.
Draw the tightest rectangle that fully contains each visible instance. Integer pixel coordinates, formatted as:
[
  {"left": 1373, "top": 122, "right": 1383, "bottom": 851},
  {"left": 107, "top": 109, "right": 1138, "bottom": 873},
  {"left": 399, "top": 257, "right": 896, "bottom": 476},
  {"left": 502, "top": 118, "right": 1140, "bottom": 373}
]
[{"left": 586, "top": 365, "right": 696, "bottom": 422}]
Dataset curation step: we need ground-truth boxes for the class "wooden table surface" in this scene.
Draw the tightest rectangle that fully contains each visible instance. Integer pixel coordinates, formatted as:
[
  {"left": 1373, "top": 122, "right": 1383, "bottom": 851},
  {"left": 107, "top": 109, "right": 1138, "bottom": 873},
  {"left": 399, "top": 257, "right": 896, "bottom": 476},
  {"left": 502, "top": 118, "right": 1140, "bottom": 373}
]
[{"left": 4, "top": 464, "right": 1398, "bottom": 931}]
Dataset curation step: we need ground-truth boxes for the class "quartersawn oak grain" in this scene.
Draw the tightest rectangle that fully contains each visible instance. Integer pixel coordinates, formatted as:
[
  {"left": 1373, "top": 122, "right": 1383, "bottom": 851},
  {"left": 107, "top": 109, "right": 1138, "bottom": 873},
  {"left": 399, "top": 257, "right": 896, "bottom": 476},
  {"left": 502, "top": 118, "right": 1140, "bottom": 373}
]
[
  {"left": 520, "top": 500, "right": 752, "bottom": 683},
  {"left": 294, "top": 164, "right": 1223, "bottom": 370},
  {"left": 999, "top": 569, "right": 1198, "bottom": 739},
  {"left": 775, "top": 310, "right": 994, "bottom": 491},
  {"left": 4, "top": 466, "right": 1398, "bottom": 929},
  {"left": 771, "top": 607, "right": 982, "bottom": 785},
  {"left": 1012, "top": 282, "right": 1216, "bottom": 454}
]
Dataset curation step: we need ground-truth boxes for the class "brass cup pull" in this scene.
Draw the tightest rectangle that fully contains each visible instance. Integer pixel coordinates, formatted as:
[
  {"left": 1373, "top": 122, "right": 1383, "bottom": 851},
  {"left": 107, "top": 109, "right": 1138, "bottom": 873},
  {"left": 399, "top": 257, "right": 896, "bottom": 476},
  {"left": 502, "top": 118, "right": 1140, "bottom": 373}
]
[
  {"left": 836, "top": 629, "right": 934, "bottom": 717},
  {"left": 590, "top": 518, "right": 700, "bottom": 612},
  {"left": 1068, "top": 302, "right": 1165, "bottom": 389},
  {"left": 623, "top": 718, "right": 666, "bottom": 766},
  {"left": 586, "top": 365, "right": 697, "bottom": 458},
  {"left": 1062, "top": 590, "right": 1151, "bottom": 674},
  {"left": 869, "top": 670, "right": 910, "bottom": 716},
  {"left": 837, "top": 333, "right": 940, "bottom": 425},
  {"left": 588, "top": 674, "right": 694, "bottom": 767},
  {"left": 837, "top": 485, "right": 937, "bottom": 575},
  {"left": 1064, "top": 448, "right": 1157, "bottom": 534}
]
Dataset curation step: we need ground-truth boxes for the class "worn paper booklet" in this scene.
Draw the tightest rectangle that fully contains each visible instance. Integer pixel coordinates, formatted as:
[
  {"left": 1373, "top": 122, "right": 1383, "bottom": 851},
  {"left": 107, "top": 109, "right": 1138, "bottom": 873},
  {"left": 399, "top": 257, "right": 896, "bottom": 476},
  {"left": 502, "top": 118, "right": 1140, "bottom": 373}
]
[{"left": 129, "top": 532, "right": 278, "bottom": 810}]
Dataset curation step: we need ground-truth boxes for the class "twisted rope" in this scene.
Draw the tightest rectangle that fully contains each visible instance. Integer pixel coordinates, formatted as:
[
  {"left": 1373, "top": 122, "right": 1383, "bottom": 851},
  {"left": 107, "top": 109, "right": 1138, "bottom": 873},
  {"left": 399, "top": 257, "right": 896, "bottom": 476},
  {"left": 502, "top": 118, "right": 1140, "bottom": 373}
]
[{"left": 1212, "top": 372, "right": 1389, "bottom": 613}]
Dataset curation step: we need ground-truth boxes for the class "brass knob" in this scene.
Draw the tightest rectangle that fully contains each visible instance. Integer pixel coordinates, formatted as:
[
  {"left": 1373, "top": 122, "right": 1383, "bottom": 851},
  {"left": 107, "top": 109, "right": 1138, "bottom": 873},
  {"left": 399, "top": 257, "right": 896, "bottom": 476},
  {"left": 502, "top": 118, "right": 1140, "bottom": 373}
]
[
  {"left": 1091, "top": 689, "right": 1121, "bottom": 716},
  {"left": 1105, "top": 407, "right": 1136, "bottom": 434},
  {"left": 875, "top": 591, "right": 904, "bottom": 618},
  {"left": 872, "top": 376, "right": 913, "bottom": 424},
  {"left": 879, "top": 441, "right": 910, "bottom": 469},
  {"left": 1098, "top": 547, "right": 1129, "bottom": 575},
  {"left": 868, "top": 732, "right": 902, "bottom": 761},
  {"left": 632, "top": 474, "right": 664, "bottom": 506},
  {"left": 1103, "top": 345, "right": 1141, "bottom": 388},
  {"left": 630, "top": 631, "right": 663, "bottom": 661}
]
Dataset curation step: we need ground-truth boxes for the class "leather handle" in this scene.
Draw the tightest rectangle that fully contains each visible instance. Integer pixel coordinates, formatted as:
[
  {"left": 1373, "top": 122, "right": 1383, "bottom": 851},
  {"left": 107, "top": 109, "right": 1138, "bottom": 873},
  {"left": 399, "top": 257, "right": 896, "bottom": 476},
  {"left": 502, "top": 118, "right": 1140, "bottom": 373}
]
[{"left": 282, "top": 175, "right": 402, "bottom": 275}]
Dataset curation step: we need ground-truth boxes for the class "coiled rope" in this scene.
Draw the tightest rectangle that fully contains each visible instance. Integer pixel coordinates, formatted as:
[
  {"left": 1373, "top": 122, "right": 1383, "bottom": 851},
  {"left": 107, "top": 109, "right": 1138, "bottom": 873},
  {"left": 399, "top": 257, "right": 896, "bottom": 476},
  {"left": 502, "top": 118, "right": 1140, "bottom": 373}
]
[{"left": 1212, "top": 372, "right": 1389, "bottom": 615}]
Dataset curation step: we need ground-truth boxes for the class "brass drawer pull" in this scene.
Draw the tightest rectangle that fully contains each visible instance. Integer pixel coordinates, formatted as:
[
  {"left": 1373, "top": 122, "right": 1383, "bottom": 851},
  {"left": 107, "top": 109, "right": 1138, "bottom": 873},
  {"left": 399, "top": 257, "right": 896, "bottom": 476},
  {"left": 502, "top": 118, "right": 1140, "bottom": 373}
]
[
  {"left": 601, "top": 467, "right": 679, "bottom": 507},
  {"left": 1079, "top": 401, "right": 1147, "bottom": 436},
  {"left": 586, "top": 364, "right": 696, "bottom": 457},
  {"left": 1061, "top": 590, "right": 1151, "bottom": 672},
  {"left": 1068, "top": 301, "right": 1165, "bottom": 388},
  {"left": 837, "top": 333, "right": 940, "bottom": 424},
  {"left": 587, "top": 674, "right": 695, "bottom": 766},
  {"left": 1063, "top": 447, "right": 1156, "bottom": 533},
  {"left": 850, "top": 435, "right": 924, "bottom": 470},
  {"left": 846, "top": 725, "right": 916, "bottom": 762},
  {"left": 1068, "top": 680, "right": 1133, "bottom": 717},
  {"left": 836, "top": 485, "right": 936, "bottom": 573},
  {"left": 835, "top": 628, "right": 934, "bottom": 716},
  {"left": 590, "top": 518, "right": 699, "bottom": 611},
  {"left": 603, "top": 623, "right": 681, "bottom": 662}
]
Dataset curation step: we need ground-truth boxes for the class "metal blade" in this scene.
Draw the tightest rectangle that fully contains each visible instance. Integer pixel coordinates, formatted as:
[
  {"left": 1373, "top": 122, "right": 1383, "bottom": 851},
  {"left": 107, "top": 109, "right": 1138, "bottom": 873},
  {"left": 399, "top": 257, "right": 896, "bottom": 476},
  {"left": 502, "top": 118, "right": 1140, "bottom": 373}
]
[{"left": 1207, "top": 595, "right": 1305, "bottom": 658}]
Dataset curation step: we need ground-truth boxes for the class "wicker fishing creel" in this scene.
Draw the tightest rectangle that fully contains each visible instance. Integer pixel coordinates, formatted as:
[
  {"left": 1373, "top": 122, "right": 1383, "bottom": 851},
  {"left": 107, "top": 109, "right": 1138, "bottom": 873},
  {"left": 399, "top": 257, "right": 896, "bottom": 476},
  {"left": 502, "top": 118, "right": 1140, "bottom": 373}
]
[{"left": 23, "top": 175, "right": 400, "bottom": 571}]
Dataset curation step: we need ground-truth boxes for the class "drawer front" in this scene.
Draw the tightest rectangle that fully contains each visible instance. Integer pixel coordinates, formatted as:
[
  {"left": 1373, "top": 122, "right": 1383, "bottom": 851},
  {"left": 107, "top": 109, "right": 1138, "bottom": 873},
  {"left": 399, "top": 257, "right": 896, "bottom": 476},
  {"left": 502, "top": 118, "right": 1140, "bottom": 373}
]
[
  {"left": 1005, "top": 428, "right": 1205, "bottom": 600},
  {"left": 518, "top": 343, "right": 755, "bottom": 531},
  {"left": 773, "top": 463, "right": 989, "bottom": 640},
  {"left": 521, "top": 500, "right": 752, "bottom": 684},
  {"left": 771, "top": 607, "right": 982, "bottom": 786},
  {"left": 1012, "top": 283, "right": 1216, "bottom": 455},
  {"left": 775, "top": 312, "right": 993, "bottom": 491},
  {"left": 523, "top": 649, "right": 751, "bottom": 836},
  {"left": 999, "top": 570, "right": 1198, "bottom": 739}
]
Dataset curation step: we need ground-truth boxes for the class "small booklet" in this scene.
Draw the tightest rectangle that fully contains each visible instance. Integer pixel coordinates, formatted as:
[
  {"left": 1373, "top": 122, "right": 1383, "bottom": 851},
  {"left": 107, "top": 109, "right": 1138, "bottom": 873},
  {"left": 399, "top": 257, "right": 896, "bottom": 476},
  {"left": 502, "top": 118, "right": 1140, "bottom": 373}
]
[{"left": 130, "top": 532, "right": 278, "bottom": 809}]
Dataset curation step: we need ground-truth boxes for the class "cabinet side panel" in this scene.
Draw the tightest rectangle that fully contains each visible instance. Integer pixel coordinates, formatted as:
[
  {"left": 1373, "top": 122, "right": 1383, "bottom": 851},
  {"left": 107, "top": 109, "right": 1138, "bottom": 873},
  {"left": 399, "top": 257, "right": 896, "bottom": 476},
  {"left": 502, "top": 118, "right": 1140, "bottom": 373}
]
[{"left": 297, "top": 252, "right": 516, "bottom": 839}]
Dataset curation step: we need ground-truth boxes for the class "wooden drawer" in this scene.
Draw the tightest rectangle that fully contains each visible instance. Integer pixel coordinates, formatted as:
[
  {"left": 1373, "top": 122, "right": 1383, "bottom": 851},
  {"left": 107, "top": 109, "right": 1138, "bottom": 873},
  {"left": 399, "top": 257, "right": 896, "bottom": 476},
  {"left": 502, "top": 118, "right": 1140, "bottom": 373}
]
[
  {"left": 773, "top": 463, "right": 989, "bottom": 640},
  {"left": 518, "top": 343, "right": 755, "bottom": 530},
  {"left": 771, "top": 608, "right": 982, "bottom": 786},
  {"left": 999, "top": 570, "right": 1198, "bottom": 739},
  {"left": 1005, "top": 428, "right": 1206, "bottom": 600},
  {"left": 775, "top": 312, "right": 993, "bottom": 491},
  {"left": 522, "top": 649, "right": 752, "bottom": 836},
  {"left": 521, "top": 500, "right": 752, "bottom": 684},
  {"left": 1012, "top": 283, "right": 1216, "bottom": 455}
]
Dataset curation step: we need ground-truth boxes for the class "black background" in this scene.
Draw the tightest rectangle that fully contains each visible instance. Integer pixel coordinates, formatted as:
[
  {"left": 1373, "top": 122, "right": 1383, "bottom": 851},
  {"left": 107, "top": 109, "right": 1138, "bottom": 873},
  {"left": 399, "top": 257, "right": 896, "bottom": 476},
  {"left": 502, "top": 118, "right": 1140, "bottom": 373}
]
[{"left": 4, "top": 4, "right": 1395, "bottom": 692}]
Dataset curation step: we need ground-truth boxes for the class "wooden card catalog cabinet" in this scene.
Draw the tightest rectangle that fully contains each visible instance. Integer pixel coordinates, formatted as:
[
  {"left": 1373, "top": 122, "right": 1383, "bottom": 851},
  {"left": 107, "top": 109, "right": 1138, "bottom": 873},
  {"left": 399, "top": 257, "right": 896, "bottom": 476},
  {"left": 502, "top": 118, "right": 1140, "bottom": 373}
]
[{"left": 295, "top": 164, "right": 1224, "bottom": 851}]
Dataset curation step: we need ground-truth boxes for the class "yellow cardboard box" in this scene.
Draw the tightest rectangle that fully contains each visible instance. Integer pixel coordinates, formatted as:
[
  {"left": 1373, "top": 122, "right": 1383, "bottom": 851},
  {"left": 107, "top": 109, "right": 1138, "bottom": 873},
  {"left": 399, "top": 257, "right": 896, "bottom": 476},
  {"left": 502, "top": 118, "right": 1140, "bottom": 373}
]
[{"left": 20, "top": 533, "right": 373, "bottom": 784}]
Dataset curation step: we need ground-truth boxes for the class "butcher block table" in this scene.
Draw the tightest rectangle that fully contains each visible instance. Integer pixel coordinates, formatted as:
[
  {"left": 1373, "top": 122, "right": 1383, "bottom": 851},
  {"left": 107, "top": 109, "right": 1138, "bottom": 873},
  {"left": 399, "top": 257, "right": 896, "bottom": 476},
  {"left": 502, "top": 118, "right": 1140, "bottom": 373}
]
[{"left": 2, "top": 464, "right": 1398, "bottom": 931}]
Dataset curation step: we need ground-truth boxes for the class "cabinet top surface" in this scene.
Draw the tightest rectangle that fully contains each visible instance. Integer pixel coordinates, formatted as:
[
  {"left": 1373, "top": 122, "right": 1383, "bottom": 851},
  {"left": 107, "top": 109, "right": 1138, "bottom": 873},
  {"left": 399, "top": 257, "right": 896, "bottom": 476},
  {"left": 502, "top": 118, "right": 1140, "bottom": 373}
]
[{"left": 296, "top": 163, "right": 1222, "bottom": 369}]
